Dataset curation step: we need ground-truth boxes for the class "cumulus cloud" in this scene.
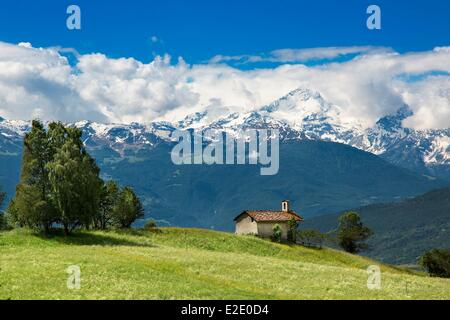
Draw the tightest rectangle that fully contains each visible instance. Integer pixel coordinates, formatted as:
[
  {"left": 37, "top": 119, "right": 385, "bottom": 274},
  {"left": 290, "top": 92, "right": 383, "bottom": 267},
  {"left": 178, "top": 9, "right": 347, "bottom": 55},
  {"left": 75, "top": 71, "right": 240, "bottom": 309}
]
[
  {"left": 0, "top": 41, "right": 449, "bottom": 129},
  {"left": 0, "top": 41, "right": 106, "bottom": 122},
  {"left": 402, "top": 76, "right": 450, "bottom": 129}
]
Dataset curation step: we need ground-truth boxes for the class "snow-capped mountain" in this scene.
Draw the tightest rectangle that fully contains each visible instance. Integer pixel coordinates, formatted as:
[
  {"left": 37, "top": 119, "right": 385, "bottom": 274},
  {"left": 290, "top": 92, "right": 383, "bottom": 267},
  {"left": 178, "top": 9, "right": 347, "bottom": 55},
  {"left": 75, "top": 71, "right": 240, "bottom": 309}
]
[
  {"left": 0, "top": 88, "right": 449, "bottom": 179},
  {"left": 167, "top": 88, "right": 450, "bottom": 175},
  {"left": 73, "top": 120, "right": 176, "bottom": 156},
  {"left": 0, "top": 116, "right": 30, "bottom": 155}
]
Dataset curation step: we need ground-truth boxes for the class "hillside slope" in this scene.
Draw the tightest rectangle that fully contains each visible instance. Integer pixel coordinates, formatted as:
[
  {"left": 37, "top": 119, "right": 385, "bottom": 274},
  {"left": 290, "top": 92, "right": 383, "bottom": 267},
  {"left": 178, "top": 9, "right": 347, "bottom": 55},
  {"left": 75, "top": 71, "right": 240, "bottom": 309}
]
[
  {"left": 91, "top": 140, "right": 447, "bottom": 229},
  {"left": 0, "top": 228, "right": 449, "bottom": 300},
  {"left": 302, "top": 188, "right": 450, "bottom": 265}
]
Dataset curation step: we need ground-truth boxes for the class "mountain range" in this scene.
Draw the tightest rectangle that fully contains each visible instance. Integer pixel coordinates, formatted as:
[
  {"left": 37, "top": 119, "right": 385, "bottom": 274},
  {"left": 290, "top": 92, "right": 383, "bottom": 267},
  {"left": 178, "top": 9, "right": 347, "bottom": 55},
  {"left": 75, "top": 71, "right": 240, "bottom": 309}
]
[
  {"left": 0, "top": 88, "right": 449, "bottom": 233},
  {"left": 82, "top": 87, "right": 449, "bottom": 181},
  {"left": 3, "top": 88, "right": 448, "bottom": 177}
]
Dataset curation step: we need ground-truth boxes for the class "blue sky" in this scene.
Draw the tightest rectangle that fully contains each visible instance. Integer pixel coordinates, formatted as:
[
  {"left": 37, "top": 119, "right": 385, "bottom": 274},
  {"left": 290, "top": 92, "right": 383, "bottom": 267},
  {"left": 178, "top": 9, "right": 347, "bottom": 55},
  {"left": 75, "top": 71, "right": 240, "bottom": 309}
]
[
  {"left": 0, "top": 0, "right": 449, "bottom": 64},
  {"left": 0, "top": 0, "right": 448, "bottom": 128}
]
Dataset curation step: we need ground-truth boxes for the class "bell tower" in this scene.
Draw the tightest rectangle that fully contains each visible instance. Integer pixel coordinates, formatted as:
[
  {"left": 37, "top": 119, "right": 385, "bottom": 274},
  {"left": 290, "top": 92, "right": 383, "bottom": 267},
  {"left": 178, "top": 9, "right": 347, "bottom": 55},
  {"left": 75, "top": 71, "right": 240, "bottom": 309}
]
[{"left": 281, "top": 200, "right": 290, "bottom": 212}]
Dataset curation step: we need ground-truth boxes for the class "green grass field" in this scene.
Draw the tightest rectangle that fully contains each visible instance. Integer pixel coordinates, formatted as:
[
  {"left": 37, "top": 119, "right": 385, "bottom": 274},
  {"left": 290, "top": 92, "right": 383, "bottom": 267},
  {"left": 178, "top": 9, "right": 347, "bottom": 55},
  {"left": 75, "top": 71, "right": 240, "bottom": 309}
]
[{"left": 0, "top": 228, "right": 449, "bottom": 300}]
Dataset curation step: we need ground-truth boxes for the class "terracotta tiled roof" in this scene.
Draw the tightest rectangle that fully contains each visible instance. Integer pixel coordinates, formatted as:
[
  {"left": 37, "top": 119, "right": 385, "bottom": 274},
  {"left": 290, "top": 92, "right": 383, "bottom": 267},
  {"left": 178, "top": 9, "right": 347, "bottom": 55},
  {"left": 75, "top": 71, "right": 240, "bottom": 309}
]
[{"left": 234, "top": 210, "right": 303, "bottom": 222}]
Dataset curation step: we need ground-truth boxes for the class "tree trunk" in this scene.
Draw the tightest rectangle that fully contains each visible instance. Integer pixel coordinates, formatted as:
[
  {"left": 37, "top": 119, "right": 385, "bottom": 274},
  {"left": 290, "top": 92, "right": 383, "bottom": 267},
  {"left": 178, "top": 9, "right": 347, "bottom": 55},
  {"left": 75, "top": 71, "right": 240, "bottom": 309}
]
[{"left": 64, "top": 225, "right": 69, "bottom": 236}]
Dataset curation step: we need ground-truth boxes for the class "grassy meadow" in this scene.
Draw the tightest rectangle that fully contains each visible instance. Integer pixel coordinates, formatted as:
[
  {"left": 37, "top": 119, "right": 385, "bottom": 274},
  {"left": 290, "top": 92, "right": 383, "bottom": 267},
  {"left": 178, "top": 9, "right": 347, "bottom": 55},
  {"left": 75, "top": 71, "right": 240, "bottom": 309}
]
[{"left": 0, "top": 228, "right": 449, "bottom": 300}]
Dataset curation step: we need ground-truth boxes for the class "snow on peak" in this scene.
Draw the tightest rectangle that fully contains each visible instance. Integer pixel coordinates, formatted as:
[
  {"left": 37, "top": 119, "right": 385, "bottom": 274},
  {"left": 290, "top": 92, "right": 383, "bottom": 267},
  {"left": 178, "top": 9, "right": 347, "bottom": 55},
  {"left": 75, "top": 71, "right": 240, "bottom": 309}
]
[
  {"left": 425, "top": 135, "right": 450, "bottom": 165},
  {"left": 0, "top": 118, "right": 31, "bottom": 136},
  {"left": 0, "top": 87, "right": 449, "bottom": 168},
  {"left": 257, "top": 87, "right": 358, "bottom": 130}
]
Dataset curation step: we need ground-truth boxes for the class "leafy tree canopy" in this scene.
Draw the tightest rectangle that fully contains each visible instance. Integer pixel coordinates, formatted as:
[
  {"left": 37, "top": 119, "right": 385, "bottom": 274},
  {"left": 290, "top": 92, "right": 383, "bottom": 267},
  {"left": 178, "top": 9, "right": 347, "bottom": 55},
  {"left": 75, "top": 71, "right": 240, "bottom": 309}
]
[
  {"left": 6, "top": 120, "right": 145, "bottom": 235},
  {"left": 419, "top": 249, "right": 450, "bottom": 278},
  {"left": 337, "top": 211, "right": 373, "bottom": 253}
]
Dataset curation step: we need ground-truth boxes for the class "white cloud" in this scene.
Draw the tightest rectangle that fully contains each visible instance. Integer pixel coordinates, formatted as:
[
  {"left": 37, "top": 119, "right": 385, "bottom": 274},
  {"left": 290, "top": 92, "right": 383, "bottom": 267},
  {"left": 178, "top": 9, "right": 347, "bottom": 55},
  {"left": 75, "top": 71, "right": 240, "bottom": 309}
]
[
  {"left": 0, "top": 41, "right": 449, "bottom": 129},
  {"left": 402, "top": 76, "right": 450, "bottom": 129},
  {"left": 208, "top": 46, "right": 390, "bottom": 64},
  {"left": 0, "top": 41, "right": 106, "bottom": 123},
  {"left": 208, "top": 54, "right": 264, "bottom": 64},
  {"left": 269, "top": 46, "right": 390, "bottom": 62}
]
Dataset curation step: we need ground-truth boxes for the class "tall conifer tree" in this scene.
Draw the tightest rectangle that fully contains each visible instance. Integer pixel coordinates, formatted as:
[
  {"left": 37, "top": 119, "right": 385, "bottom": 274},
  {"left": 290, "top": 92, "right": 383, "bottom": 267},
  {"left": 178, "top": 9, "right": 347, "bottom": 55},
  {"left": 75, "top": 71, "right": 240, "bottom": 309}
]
[{"left": 9, "top": 120, "right": 55, "bottom": 233}]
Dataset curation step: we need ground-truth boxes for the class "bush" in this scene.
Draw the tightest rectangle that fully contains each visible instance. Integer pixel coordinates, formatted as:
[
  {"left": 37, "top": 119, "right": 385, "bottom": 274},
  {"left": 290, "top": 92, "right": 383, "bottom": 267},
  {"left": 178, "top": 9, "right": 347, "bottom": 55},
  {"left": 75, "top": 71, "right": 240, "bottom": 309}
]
[
  {"left": 0, "top": 189, "right": 6, "bottom": 230},
  {"left": 143, "top": 219, "right": 158, "bottom": 230},
  {"left": 287, "top": 217, "right": 298, "bottom": 243},
  {"left": 0, "top": 213, "right": 6, "bottom": 230},
  {"left": 271, "top": 224, "right": 282, "bottom": 243},
  {"left": 419, "top": 249, "right": 450, "bottom": 278},
  {"left": 297, "top": 229, "right": 326, "bottom": 248}
]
